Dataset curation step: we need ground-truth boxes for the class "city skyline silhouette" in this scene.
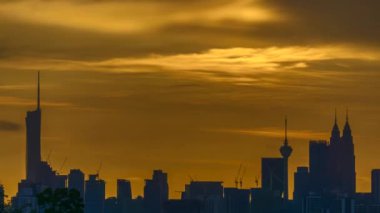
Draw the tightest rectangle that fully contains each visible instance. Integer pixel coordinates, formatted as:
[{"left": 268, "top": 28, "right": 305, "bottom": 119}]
[
  {"left": 0, "top": 72, "right": 371, "bottom": 200},
  {"left": 1, "top": 1, "right": 380, "bottom": 212}
]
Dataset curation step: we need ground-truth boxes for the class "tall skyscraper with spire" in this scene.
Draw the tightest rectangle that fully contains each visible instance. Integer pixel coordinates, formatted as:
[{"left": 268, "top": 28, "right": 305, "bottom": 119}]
[
  {"left": 23, "top": 72, "right": 66, "bottom": 187},
  {"left": 328, "top": 110, "right": 356, "bottom": 195},
  {"left": 25, "top": 72, "right": 42, "bottom": 183},
  {"left": 330, "top": 110, "right": 340, "bottom": 144},
  {"left": 308, "top": 111, "right": 356, "bottom": 196},
  {"left": 279, "top": 117, "right": 292, "bottom": 201}
]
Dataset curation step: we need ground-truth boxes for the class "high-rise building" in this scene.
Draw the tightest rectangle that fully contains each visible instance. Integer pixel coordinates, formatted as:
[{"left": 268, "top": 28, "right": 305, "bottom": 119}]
[
  {"left": 279, "top": 117, "right": 292, "bottom": 201},
  {"left": 0, "top": 184, "right": 4, "bottom": 212},
  {"left": 117, "top": 179, "right": 132, "bottom": 213},
  {"left": 162, "top": 200, "right": 202, "bottom": 213},
  {"left": 25, "top": 72, "right": 42, "bottom": 183},
  {"left": 293, "top": 167, "right": 310, "bottom": 201},
  {"left": 261, "top": 158, "right": 284, "bottom": 196},
  {"left": 105, "top": 197, "right": 118, "bottom": 213},
  {"left": 293, "top": 167, "right": 310, "bottom": 213},
  {"left": 309, "top": 140, "right": 329, "bottom": 194},
  {"left": 85, "top": 174, "right": 106, "bottom": 213},
  {"left": 309, "top": 112, "right": 357, "bottom": 196},
  {"left": 224, "top": 188, "right": 250, "bottom": 213},
  {"left": 68, "top": 169, "right": 85, "bottom": 198},
  {"left": 182, "top": 181, "right": 224, "bottom": 213},
  {"left": 144, "top": 170, "right": 169, "bottom": 213},
  {"left": 251, "top": 188, "right": 281, "bottom": 213},
  {"left": 24, "top": 72, "right": 67, "bottom": 188},
  {"left": 117, "top": 179, "right": 132, "bottom": 201},
  {"left": 372, "top": 169, "right": 380, "bottom": 203},
  {"left": 329, "top": 112, "right": 356, "bottom": 195}
]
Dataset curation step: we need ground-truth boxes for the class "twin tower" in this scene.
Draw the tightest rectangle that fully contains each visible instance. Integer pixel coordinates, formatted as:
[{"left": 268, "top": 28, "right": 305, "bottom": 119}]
[{"left": 310, "top": 111, "right": 356, "bottom": 196}]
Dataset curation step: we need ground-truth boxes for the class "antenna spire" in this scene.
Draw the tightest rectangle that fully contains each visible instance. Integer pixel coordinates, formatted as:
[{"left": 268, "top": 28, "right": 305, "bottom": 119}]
[
  {"left": 37, "top": 72, "right": 40, "bottom": 110},
  {"left": 335, "top": 108, "right": 337, "bottom": 124},
  {"left": 284, "top": 116, "right": 288, "bottom": 145},
  {"left": 346, "top": 108, "right": 349, "bottom": 122}
]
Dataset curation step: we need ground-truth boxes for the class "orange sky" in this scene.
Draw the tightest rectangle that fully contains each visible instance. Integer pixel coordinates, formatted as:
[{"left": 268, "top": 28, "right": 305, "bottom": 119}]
[{"left": 1, "top": 0, "right": 380, "bottom": 201}]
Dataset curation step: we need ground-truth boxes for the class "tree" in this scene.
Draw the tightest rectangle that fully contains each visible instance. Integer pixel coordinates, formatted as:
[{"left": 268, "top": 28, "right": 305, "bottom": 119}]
[{"left": 37, "top": 188, "right": 84, "bottom": 213}]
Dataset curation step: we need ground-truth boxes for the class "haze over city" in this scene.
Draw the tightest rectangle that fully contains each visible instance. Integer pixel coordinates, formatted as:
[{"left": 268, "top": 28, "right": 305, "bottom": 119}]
[{"left": 1, "top": 0, "right": 380, "bottom": 204}]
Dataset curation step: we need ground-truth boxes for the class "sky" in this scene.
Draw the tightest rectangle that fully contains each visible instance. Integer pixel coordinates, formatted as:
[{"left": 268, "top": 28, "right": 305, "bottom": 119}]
[{"left": 1, "top": 0, "right": 380, "bottom": 200}]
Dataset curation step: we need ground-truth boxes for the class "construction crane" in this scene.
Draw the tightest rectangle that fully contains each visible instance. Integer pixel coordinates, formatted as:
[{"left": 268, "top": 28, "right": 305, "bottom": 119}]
[
  {"left": 239, "top": 167, "right": 246, "bottom": 189},
  {"left": 255, "top": 176, "right": 259, "bottom": 188},
  {"left": 58, "top": 157, "right": 67, "bottom": 174},
  {"left": 96, "top": 162, "right": 103, "bottom": 178},
  {"left": 235, "top": 164, "right": 242, "bottom": 188}
]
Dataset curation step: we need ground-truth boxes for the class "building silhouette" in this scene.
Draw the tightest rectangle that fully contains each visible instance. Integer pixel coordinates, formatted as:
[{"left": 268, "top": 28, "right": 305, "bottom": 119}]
[
  {"left": 25, "top": 72, "right": 42, "bottom": 183},
  {"left": 293, "top": 167, "right": 310, "bottom": 213},
  {"left": 23, "top": 72, "right": 67, "bottom": 188},
  {"left": 182, "top": 181, "right": 224, "bottom": 213},
  {"left": 105, "top": 197, "right": 119, "bottom": 213},
  {"left": 12, "top": 73, "right": 68, "bottom": 211},
  {"left": 6, "top": 74, "right": 372, "bottom": 213},
  {"left": 223, "top": 188, "right": 250, "bottom": 213},
  {"left": 162, "top": 200, "right": 202, "bottom": 213},
  {"left": 117, "top": 179, "right": 132, "bottom": 213},
  {"left": 308, "top": 113, "right": 356, "bottom": 196},
  {"left": 309, "top": 140, "right": 329, "bottom": 194},
  {"left": 85, "top": 174, "right": 106, "bottom": 213},
  {"left": 250, "top": 187, "right": 281, "bottom": 213},
  {"left": 118, "top": 179, "right": 132, "bottom": 201},
  {"left": 372, "top": 169, "right": 380, "bottom": 204},
  {"left": 0, "top": 184, "right": 4, "bottom": 212},
  {"left": 279, "top": 117, "right": 292, "bottom": 202},
  {"left": 329, "top": 112, "right": 356, "bottom": 195},
  {"left": 68, "top": 169, "right": 85, "bottom": 198},
  {"left": 144, "top": 170, "right": 169, "bottom": 213},
  {"left": 261, "top": 158, "right": 284, "bottom": 196}
]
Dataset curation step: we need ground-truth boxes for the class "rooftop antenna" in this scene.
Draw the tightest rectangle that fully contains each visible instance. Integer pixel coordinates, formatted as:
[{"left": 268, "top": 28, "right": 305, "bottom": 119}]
[
  {"left": 284, "top": 116, "right": 288, "bottom": 145},
  {"left": 255, "top": 176, "right": 259, "bottom": 188}
]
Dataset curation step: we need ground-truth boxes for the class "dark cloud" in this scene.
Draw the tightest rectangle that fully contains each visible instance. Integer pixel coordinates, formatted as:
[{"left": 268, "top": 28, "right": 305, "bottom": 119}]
[
  {"left": 260, "top": 0, "right": 380, "bottom": 46},
  {"left": 0, "top": 120, "right": 21, "bottom": 131}
]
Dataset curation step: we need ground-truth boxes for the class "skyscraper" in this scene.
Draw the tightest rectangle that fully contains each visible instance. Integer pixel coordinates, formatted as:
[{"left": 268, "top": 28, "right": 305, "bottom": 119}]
[
  {"left": 261, "top": 158, "right": 284, "bottom": 196},
  {"left": 117, "top": 179, "right": 132, "bottom": 201},
  {"left": 224, "top": 188, "right": 250, "bottom": 213},
  {"left": 0, "top": 184, "right": 4, "bottom": 212},
  {"left": 308, "top": 112, "right": 356, "bottom": 196},
  {"left": 293, "top": 167, "right": 310, "bottom": 201},
  {"left": 293, "top": 167, "right": 310, "bottom": 213},
  {"left": 372, "top": 169, "right": 380, "bottom": 203},
  {"left": 117, "top": 179, "right": 132, "bottom": 213},
  {"left": 68, "top": 169, "right": 85, "bottom": 198},
  {"left": 182, "top": 181, "right": 224, "bottom": 213},
  {"left": 144, "top": 170, "right": 169, "bottom": 213},
  {"left": 85, "top": 174, "right": 106, "bottom": 213},
  {"left": 328, "top": 111, "right": 356, "bottom": 195},
  {"left": 23, "top": 72, "right": 66, "bottom": 188},
  {"left": 309, "top": 140, "right": 329, "bottom": 194},
  {"left": 279, "top": 117, "right": 292, "bottom": 201},
  {"left": 25, "top": 72, "right": 42, "bottom": 183}
]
